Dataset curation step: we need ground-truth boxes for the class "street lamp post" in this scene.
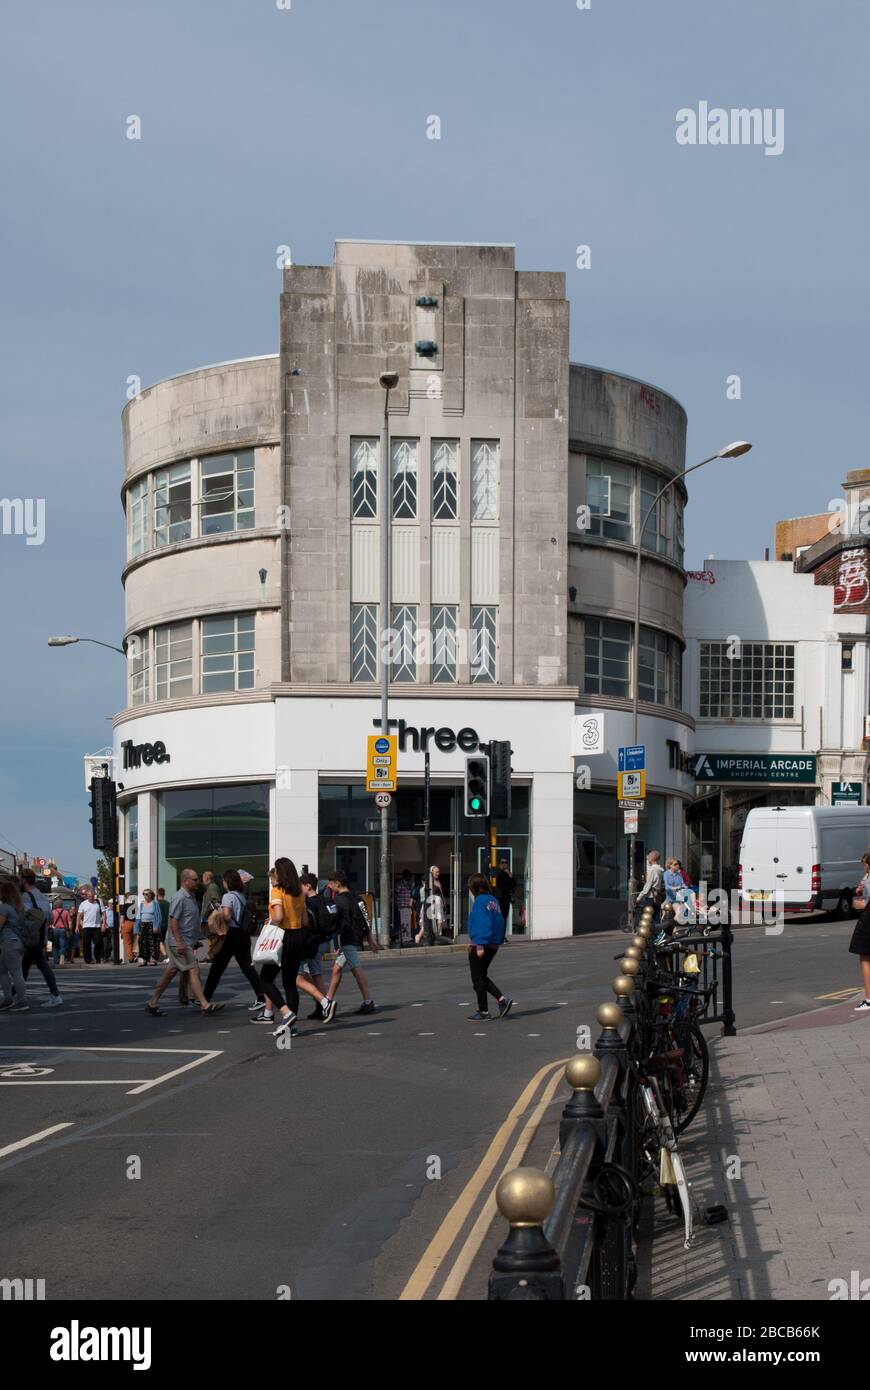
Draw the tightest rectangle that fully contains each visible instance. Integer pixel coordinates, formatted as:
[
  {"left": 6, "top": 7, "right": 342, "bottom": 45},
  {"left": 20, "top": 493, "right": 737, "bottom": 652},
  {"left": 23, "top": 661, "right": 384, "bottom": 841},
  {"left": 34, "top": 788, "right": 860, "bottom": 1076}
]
[
  {"left": 378, "top": 371, "right": 399, "bottom": 947},
  {"left": 626, "top": 441, "right": 752, "bottom": 929},
  {"left": 48, "top": 635, "right": 126, "bottom": 655}
]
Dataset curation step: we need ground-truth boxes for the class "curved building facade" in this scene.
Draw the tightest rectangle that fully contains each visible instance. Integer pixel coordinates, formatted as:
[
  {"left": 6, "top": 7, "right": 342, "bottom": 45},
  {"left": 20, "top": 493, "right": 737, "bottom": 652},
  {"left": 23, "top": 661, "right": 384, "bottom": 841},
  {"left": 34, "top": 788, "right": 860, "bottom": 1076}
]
[{"left": 114, "top": 240, "right": 691, "bottom": 936}]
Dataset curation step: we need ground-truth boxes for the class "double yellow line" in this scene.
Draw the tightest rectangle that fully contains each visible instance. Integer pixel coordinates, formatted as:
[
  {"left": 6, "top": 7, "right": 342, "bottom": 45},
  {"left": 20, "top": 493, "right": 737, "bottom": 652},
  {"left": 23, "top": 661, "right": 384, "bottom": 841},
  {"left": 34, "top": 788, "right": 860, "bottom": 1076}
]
[{"left": 399, "top": 1055, "right": 571, "bottom": 1301}]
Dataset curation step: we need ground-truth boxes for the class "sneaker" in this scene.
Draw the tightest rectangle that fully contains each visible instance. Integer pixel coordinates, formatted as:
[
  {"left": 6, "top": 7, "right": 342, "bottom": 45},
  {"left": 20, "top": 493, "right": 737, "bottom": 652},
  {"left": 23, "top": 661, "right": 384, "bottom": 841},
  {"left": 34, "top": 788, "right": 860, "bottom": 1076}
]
[
  {"left": 271, "top": 1012, "right": 297, "bottom": 1037},
  {"left": 469, "top": 1010, "right": 490, "bottom": 1021},
  {"left": 320, "top": 998, "right": 336, "bottom": 1024},
  {"left": 497, "top": 997, "right": 514, "bottom": 1018},
  {"left": 9, "top": 1004, "right": 31, "bottom": 1013},
  {"left": 356, "top": 1001, "right": 376, "bottom": 1015},
  {"left": 250, "top": 1011, "right": 275, "bottom": 1025},
  {"left": 248, "top": 999, "right": 267, "bottom": 1012},
  {"left": 137, "top": 959, "right": 147, "bottom": 967},
  {"left": 854, "top": 999, "right": 870, "bottom": 1013},
  {"left": 43, "top": 995, "right": 64, "bottom": 1008}
]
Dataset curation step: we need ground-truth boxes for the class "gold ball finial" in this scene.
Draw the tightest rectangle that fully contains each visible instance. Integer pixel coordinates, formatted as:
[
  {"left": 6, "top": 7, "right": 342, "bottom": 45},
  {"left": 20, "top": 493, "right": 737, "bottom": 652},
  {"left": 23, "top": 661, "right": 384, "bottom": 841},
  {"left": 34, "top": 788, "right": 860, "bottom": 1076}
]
[
  {"left": 495, "top": 1167, "right": 555, "bottom": 1227},
  {"left": 631, "top": 935, "right": 645, "bottom": 949},
  {"left": 565, "top": 1055, "right": 601, "bottom": 1092},
  {"left": 638, "top": 925, "right": 650, "bottom": 939},
  {"left": 621, "top": 957, "right": 640, "bottom": 976},
  {"left": 624, "top": 945, "right": 641, "bottom": 960},
  {"left": 613, "top": 974, "right": 634, "bottom": 997},
  {"left": 597, "top": 1001, "right": 622, "bottom": 1029}
]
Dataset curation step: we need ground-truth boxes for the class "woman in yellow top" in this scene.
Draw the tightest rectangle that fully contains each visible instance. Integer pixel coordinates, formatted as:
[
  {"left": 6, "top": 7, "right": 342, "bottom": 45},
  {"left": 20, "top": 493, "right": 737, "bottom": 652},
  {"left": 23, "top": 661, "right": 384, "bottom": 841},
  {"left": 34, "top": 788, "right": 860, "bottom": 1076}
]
[{"left": 254, "top": 857, "right": 335, "bottom": 1036}]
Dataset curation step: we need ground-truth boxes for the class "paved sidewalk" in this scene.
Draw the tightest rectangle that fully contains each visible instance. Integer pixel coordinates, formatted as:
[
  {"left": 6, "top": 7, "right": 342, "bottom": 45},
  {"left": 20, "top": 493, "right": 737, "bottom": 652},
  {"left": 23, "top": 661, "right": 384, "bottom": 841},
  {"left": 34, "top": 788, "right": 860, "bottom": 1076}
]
[{"left": 651, "top": 996, "right": 870, "bottom": 1300}]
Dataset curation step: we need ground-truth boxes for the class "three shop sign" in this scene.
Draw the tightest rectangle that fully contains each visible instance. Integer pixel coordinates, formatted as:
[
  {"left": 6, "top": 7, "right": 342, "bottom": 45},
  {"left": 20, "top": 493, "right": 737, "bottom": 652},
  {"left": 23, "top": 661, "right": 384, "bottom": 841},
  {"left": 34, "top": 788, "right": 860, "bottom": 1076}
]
[{"left": 691, "top": 753, "right": 817, "bottom": 784}]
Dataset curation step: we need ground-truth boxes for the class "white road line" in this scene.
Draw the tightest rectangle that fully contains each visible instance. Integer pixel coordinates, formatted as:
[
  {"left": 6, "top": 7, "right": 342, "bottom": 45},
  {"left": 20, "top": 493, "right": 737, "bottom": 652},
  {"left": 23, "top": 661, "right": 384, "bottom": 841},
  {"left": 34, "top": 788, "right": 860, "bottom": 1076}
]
[
  {"left": 0, "top": 1123, "right": 74, "bottom": 1156},
  {"left": 418, "top": 1032, "right": 435, "bottom": 1036},
  {"left": 125, "top": 1049, "right": 223, "bottom": 1096},
  {"left": 527, "top": 1033, "right": 541, "bottom": 1037}
]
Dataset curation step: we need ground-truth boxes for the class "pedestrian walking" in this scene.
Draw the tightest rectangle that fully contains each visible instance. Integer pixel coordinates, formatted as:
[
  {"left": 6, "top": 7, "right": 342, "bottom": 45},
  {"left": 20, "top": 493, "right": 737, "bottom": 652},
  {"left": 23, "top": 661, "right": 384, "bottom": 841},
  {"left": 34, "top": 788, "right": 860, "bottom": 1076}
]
[
  {"left": 20, "top": 870, "right": 63, "bottom": 1006},
  {"left": 203, "top": 869, "right": 265, "bottom": 1008},
  {"left": 252, "top": 858, "right": 333, "bottom": 1036},
  {"left": 155, "top": 887, "right": 170, "bottom": 958},
  {"left": 850, "top": 852, "right": 870, "bottom": 1012},
  {"left": 135, "top": 890, "right": 162, "bottom": 965},
  {"left": 494, "top": 857, "right": 515, "bottom": 930},
  {"left": 144, "top": 868, "right": 223, "bottom": 1017},
  {"left": 299, "top": 872, "right": 338, "bottom": 1018},
  {"left": 0, "top": 881, "right": 30, "bottom": 1012},
  {"left": 466, "top": 874, "right": 513, "bottom": 1021},
  {"left": 200, "top": 871, "right": 221, "bottom": 926},
  {"left": 416, "top": 865, "right": 446, "bottom": 945},
  {"left": 395, "top": 870, "right": 413, "bottom": 945},
  {"left": 120, "top": 901, "right": 137, "bottom": 963},
  {"left": 323, "top": 870, "right": 379, "bottom": 1015},
  {"left": 50, "top": 898, "right": 71, "bottom": 966}
]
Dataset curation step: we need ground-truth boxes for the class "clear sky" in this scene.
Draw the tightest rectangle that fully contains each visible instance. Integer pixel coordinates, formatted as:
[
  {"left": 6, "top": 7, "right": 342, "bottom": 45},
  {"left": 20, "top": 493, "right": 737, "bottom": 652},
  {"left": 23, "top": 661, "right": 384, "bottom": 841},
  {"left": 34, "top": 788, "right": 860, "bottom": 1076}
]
[{"left": 1, "top": 0, "right": 866, "bottom": 878}]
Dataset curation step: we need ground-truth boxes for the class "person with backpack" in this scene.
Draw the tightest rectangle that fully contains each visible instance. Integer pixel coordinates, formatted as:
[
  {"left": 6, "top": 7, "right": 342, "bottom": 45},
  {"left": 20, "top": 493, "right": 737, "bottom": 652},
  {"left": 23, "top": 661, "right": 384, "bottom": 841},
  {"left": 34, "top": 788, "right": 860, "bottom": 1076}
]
[
  {"left": 252, "top": 858, "right": 335, "bottom": 1036},
  {"left": 466, "top": 874, "right": 513, "bottom": 1021},
  {"left": 202, "top": 869, "right": 265, "bottom": 1009},
  {"left": 50, "top": 898, "right": 72, "bottom": 965},
  {"left": 19, "top": 870, "right": 63, "bottom": 1006},
  {"left": 0, "top": 881, "right": 30, "bottom": 1012},
  {"left": 323, "top": 870, "right": 380, "bottom": 1016},
  {"left": 299, "top": 873, "right": 339, "bottom": 1019}
]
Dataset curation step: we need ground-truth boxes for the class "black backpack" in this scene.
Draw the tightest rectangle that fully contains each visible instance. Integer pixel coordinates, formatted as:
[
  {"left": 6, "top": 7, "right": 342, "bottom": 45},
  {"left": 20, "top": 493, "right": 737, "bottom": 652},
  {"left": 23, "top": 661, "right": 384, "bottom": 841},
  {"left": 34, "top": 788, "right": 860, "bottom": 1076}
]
[{"left": 350, "top": 896, "right": 370, "bottom": 947}]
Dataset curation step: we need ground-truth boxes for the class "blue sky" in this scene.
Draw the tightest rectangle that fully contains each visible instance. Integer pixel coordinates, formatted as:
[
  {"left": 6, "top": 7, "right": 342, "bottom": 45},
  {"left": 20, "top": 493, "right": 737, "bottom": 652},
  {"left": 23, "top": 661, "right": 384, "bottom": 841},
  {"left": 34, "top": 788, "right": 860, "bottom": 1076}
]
[{"left": 1, "top": 0, "right": 866, "bottom": 877}]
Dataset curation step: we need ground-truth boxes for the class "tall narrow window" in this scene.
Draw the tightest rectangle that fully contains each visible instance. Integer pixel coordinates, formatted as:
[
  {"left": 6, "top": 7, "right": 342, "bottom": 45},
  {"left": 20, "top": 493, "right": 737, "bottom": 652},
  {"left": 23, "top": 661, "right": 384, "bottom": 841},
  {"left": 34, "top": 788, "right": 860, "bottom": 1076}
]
[
  {"left": 471, "top": 440, "right": 499, "bottom": 521},
  {"left": 432, "top": 605, "right": 458, "bottom": 683},
  {"left": 432, "top": 440, "right": 459, "bottom": 520},
  {"left": 583, "top": 617, "right": 631, "bottom": 698},
  {"left": 155, "top": 621, "right": 193, "bottom": 700},
  {"left": 638, "top": 629, "right": 669, "bottom": 705},
  {"left": 153, "top": 462, "right": 192, "bottom": 547},
  {"left": 391, "top": 439, "right": 418, "bottom": 520},
  {"left": 129, "top": 635, "right": 149, "bottom": 706},
  {"left": 200, "top": 451, "right": 255, "bottom": 535},
  {"left": 351, "top": 603, "right": 378, "bottom": 682},
  {"left": 351, "top": 438, "right": 378, "bottom": 519},
  {"left": 674, "top": 493, "right": 685, "bottom": 567},
  {"left": 390, "top": 605, "right": 417, "bottom": 682},
  {"left": 586, "top": 458, "right": 632, "bottom": 542},
  {"left": 129, "top": 478, "right": 149, "bottom": 558},
  {"left": 470, "top": 606, "right": 497, "bottom": 683},
  {"left": 201, "top": 613, "right": 255, "bottom": 693}
]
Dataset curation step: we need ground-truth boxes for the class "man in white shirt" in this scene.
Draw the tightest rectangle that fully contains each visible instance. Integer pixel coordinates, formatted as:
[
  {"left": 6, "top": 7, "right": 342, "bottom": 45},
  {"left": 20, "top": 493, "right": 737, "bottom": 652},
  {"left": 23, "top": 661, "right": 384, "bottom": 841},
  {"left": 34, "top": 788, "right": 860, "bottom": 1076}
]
[{"left": 76, "top": 887, "right": 106, "bottom": 965}]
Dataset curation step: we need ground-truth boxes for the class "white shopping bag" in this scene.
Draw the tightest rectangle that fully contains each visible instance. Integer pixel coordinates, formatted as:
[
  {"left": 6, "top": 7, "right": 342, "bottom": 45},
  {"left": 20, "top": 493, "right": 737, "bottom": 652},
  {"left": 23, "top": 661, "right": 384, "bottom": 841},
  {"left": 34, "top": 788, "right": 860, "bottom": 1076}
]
[{"left": 252, "top": 923, "right": 283, "bottom": 965}]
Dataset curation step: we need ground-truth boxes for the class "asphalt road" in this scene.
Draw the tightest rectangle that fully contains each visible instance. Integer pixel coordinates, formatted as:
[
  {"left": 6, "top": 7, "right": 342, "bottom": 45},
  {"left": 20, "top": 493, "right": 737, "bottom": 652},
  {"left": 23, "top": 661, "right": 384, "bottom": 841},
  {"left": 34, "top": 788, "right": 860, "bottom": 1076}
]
[{"left": 0, "top": 917, "right": 862, "bottom": 1301}]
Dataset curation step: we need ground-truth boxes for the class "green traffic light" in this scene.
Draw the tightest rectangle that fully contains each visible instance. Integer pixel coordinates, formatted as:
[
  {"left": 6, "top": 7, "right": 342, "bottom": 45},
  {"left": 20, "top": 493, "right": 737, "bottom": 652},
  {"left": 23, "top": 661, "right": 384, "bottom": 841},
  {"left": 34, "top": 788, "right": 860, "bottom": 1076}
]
[{"left": 470, "top": 797, "right": 481, "bottom": 811}]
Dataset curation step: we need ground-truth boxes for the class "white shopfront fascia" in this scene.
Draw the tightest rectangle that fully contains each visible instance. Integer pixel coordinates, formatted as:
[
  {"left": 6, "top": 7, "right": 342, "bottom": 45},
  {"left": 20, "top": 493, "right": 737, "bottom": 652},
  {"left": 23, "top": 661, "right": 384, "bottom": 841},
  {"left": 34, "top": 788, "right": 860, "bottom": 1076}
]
[{"left": 114, "top": 695, "right": 576, "bottom": 938}]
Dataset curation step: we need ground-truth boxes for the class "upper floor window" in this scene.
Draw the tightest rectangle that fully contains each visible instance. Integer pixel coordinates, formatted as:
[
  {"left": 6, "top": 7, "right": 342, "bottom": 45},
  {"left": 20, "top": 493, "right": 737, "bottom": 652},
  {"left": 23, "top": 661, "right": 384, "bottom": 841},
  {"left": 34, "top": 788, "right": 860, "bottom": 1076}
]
[
  {"left": 699, "top": 641, "right": 795, "bottom": 720},
  {"left": 390, "top": 605, "right": 417, "bottom": 682},
  {"left": 155, "top": 622, "right": 193, "bottom": 701},
  {"left": 639, "top": 629, "right": 682, "bottom": 709},
  {"left": 641, "top": 470, "right": 670, "bottom": 558},
  {"left": 154, "top": 462, "right": 191, "bottom": 548},
  {"left": 391, "top": 439, "right": 418, "bottom": 520},
  {"left": 129, "top": 634, "right": 149, "bottom": 706},
  {"left": 351, "top": 437, "right": 378, "bottom": 519},
  {"left": 432, "top": 605, "right": 458, "bottom": 683},
  {"left": 432, "top": 440, "right": 459, "bottom": 521},
  {"left": 351, "top": 603, "right": 378, "bottom": 682},
  {"left": 471, "top": 605, "right": 497, "bottom": 683},
  {"left": 584, "top": 617, "right": 631, "bottom": 698},
  {"left": 129, "top": 479, "right": 149, "bottom": 558},
  {"left": 200, "top": 451, "right": 255, "bottom": 536},
  {"left": 201, "top": 613, "right": 255, "bottom": 693},
  {"left": 586, "top": 458, "right": 632, "bottom": 543},
  {"left": 471, "top": 440, "right": 499, "bottom": 521}
]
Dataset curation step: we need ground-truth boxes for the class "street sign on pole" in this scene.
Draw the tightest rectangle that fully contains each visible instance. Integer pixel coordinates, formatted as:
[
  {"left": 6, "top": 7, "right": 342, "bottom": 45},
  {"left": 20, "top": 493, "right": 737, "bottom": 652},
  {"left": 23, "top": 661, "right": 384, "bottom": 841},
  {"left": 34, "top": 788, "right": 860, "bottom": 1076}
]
[
  {"left": 374, "top": 791, "right": 392, "bottom": 808},
  {"left": 619, "top": 798, "right": 645, "bottom": 810},
  {"left": 617, "top": 770, "right": 646, "bottom": 801},
  {"left": 366, "top": 734, "right": 397, "bottom": 792},
  {"left": 624, "top": 809, "right": 639, "bottom": 835},
  {"left": 618, "top": 745, "right": 645, "bottom": 773}
]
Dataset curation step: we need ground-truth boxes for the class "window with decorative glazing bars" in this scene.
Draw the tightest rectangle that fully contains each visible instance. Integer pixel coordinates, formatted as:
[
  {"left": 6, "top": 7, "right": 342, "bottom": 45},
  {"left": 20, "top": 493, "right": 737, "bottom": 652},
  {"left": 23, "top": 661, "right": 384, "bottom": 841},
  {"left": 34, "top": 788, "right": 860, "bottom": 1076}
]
[
  {"left": 351, "top": 604, "right": 378, "bottom": 682},
  {"left": 351, "top": 438, "right": 378, "bottom": 519},
  {"left": 432, "top": 440, "right": 458, "bottom": 520},
  {"left": 586, "top": 458, "right": 632, "bottom": 542},
  {"left": 470, "top": 606, "right": 496, "bottom": 683},
  {"left": 129, "top": 479, "right": 149, "bottom": 558},
  {"left": 153, "top": 462, "right": 192, "bottom": 547},
  {"left": 583, "top": 618, "right": 631, "bottom": 697},
  {"left": 200, "top": 451, "right": 255, "bottom": 535},
  {"left": 391, "top": 440, "right": 418, "bottom": 520},
  {"left": 155, "top": 622, "right": 193, "bottom": 701},
  {"left": 471, "top": 441, "right": 499, "bottom": 521},
  {"left": 390, "top": 605, "right": 417, "bottom": 682},
  {"left": 432, "top": 605, "right": 458, "bottom": 683},
  {"left": 129, "top": 636, "right": 149, "bottom": 706},
  {"left": 201, "top": 613, "right": 255, "bottom": 693},
  {"left": 700, "top": 641, "right": 795, "bottom": 719}
]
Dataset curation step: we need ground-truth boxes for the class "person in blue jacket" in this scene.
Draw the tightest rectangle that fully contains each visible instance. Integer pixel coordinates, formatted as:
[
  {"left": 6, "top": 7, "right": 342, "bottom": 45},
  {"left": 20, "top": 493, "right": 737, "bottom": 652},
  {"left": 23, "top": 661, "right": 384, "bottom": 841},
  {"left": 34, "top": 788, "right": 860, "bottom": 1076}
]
[{"left": 466, "top": 875, "right": 514, "bottom": 1021}]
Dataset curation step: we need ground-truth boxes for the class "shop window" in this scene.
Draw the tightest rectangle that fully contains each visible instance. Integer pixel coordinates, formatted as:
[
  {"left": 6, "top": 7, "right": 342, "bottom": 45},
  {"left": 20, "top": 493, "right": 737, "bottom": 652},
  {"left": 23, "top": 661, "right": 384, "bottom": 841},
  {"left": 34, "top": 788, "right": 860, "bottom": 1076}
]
[{"left": 158, "top": 784, "right": 269, "bottom": 906}]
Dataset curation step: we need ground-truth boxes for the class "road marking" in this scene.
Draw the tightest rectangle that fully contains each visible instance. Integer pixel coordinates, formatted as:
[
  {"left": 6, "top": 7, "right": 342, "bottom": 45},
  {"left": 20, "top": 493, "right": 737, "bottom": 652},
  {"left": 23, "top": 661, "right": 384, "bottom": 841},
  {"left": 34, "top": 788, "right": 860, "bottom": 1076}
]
[
  {"left": 0, "top": 1123, "right": 74, "bottom": 1158},
  {"left": 418, "top": 1032, "right": 435, "bottom": 1036},
  {"left": 399, "top": 1055, "right": 570, "bottom": 1301},
  {"left": 367, "top": 1032, "right": 382, "bottom": 1036},
  {"left": 527, "top": 1033, "right": 541, "bottom": 1037},
  {"left": 437, "top": 1062, "right": 568, "bottom": 1301},
  {"left": 411, "top": 1003, "right": 424, "bottom": 1007},
  {"left": 474, "top": 1032, "right": 486, "bottom": 1036},
  {"left": 0, "top": 1046, "right": 223, "bottom": 1095},
  {"left": 769, "top": 1000, "right": 785, "bottom": 1004},
  {"left": 816, "top": 987, "right": 860, "bottom": 1001}
]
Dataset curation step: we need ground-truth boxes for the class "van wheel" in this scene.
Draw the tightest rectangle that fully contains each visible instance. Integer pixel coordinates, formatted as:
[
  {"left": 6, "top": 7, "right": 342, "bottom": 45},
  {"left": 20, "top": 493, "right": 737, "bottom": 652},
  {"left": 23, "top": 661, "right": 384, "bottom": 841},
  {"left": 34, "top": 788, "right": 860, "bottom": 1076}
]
[{"left": 835, "top": 891, "right": 853, "bottom": 920}]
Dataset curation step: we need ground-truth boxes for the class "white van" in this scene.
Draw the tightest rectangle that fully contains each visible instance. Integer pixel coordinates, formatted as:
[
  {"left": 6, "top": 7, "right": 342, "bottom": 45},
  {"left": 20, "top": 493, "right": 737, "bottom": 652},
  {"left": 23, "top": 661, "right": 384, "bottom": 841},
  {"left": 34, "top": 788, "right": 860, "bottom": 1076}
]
[{"left": 739, "top": 805, "right": 870, "bottom": 916}]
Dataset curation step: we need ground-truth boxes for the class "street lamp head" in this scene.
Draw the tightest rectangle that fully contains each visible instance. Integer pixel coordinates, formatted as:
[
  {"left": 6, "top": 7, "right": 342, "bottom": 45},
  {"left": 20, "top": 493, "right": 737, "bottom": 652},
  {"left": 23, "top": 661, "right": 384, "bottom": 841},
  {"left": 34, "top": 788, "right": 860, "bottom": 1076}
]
[
  {"left": 718, "top": 441, "right": 752, "bottom": 459},
  {"left": 47, "top": 636, "right": 79, "bottom": 647},
  {"left": 378, "top": 371, "right": 399, "bottom": 391}
]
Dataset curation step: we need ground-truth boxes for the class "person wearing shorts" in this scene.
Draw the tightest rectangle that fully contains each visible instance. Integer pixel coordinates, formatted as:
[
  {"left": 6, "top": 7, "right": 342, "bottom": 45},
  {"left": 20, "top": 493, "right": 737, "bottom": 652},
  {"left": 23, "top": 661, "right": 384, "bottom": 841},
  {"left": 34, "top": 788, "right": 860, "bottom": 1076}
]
[
  {"left": 144, "top": 869, "right": 223, "bottom": 1017},
  {"left": 323, "top": 871, "right": 379, "bottom": 1016}
]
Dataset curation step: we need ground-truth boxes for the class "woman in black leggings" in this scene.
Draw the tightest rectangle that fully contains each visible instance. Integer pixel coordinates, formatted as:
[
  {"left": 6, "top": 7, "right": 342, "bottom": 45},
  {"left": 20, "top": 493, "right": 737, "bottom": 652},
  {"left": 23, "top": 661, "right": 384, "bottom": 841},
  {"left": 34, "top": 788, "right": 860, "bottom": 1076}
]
[
  {"left": 253, "top": 859, "right": 333, "bottom": 1036},
  {"left": 203, "top": 870, "right": 264, "bottom": 1006}
]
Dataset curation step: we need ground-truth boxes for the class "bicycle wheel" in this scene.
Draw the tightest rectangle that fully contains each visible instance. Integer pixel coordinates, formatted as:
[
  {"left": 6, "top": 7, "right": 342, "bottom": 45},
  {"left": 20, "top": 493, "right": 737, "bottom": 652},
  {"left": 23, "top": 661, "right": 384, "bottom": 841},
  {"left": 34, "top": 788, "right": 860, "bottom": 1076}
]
[{"left": 670, "top": 1021, "right": 709, "bottom": 1134}]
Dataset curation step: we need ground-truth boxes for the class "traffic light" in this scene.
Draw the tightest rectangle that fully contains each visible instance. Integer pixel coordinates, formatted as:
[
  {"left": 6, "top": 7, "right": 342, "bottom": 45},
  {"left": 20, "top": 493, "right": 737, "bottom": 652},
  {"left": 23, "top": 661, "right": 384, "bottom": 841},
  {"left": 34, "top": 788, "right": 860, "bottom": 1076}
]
[
  {"left": 89, "top": 777, "right": 117, "bottom": 852},
  {"left": 464, "top": 754, "right": 490, "bottom": 818},
  {"left": 114, "top": 855, "right": 125, "bottom": 898},
  {"left": 489, "top": 740, "right": 512, "bottom": 820}
]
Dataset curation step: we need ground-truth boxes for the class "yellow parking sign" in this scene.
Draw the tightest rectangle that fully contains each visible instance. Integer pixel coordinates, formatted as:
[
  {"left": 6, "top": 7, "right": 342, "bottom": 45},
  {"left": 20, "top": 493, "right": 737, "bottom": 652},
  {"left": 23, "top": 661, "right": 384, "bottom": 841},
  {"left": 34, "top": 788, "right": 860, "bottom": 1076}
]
[
  {"left": 366, "top": 734, "right": 397, "bottom": 792},
  {"left": 617, "top": 770, "right": 646, "bottom": 800}
]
